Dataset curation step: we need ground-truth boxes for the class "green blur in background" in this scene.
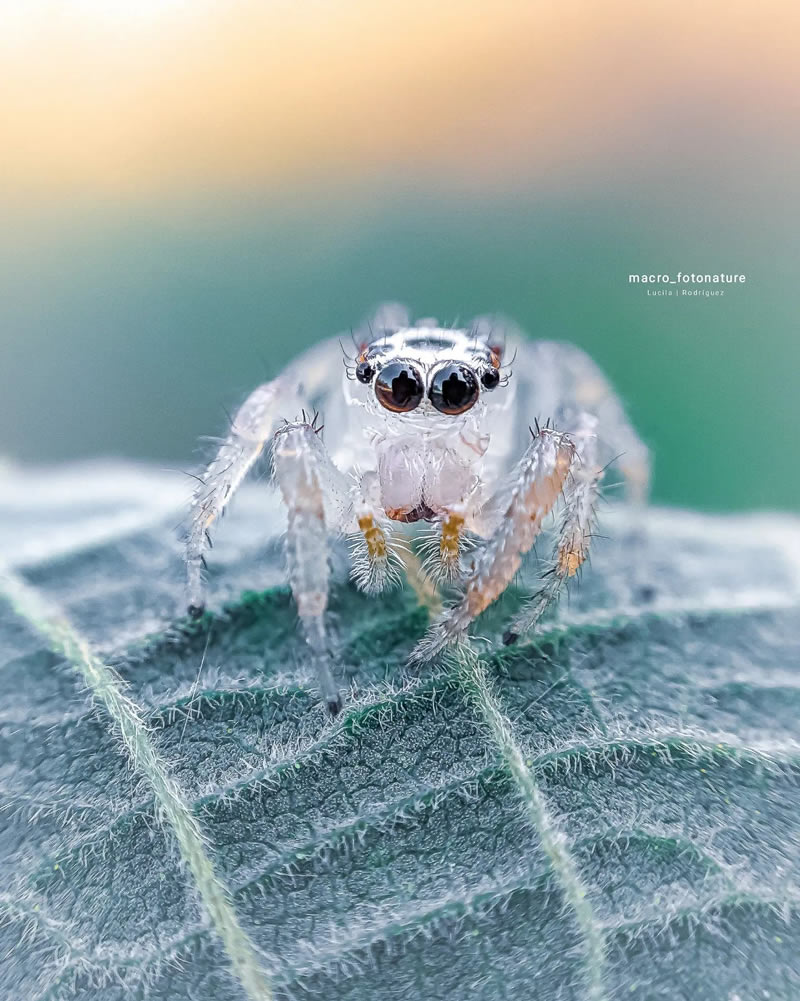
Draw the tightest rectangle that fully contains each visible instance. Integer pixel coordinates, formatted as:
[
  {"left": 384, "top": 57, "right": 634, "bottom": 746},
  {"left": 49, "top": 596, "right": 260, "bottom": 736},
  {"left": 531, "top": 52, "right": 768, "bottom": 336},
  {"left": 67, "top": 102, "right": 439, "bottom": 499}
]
[{"left": 1, "top": 184, "right": 797, "bottom": 513}]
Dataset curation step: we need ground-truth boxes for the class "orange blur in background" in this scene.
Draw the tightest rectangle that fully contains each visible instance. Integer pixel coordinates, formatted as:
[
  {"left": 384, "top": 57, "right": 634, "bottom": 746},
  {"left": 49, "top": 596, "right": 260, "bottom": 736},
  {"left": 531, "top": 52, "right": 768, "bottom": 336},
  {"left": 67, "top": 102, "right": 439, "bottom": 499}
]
[
  {"left": 2, "top": 0, "right": 797, "bottom": 205},
  {"left": 1, "top": 0, "right": 798, "bottom": 512}
]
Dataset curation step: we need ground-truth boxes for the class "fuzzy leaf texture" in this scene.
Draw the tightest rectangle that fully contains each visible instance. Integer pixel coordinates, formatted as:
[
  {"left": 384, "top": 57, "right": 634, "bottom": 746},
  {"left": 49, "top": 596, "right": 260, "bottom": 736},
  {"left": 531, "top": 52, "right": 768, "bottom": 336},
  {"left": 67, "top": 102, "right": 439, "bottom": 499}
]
[{"left": 2, "top": 461, "right": 800, "bottom": 1001}]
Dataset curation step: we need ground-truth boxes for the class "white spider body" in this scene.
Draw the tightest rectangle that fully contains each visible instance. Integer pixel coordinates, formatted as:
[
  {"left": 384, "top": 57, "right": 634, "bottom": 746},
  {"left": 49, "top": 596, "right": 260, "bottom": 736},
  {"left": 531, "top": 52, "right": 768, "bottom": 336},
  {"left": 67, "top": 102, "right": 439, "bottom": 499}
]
[{"left": 185, "top": 304, "right": 649, "bottom": 712}]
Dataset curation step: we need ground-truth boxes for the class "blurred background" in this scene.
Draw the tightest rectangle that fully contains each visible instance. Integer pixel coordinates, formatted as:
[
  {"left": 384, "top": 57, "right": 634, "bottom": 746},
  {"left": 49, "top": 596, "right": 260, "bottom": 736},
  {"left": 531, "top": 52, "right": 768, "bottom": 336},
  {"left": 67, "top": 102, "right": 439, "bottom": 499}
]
[{"left": 1, "top": 0, "right": 798, "bottom": 511}]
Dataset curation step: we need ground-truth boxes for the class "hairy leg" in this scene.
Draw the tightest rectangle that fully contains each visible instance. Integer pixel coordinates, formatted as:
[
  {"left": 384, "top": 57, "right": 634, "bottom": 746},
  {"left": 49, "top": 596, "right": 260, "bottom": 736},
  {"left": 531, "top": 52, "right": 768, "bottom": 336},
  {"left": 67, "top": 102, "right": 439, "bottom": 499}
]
[
  {"left": 409, "top": 427, "right": 575, "bottom": 664},
  {"left": 536, "top": 342, "right": 652, "bottom": 598},
  {"left": 272, "top": 420, "right": 352, "bottom": 714},
  {"left": 503, "top": 415, "right": 602, "bottom": 644},
  {"left": 183, "top": 333, "right": 350, "bottom": 617},
  {"left": 417, "top": 510, "right": 470, "bottom": 586},
  {"left": 185, "top": 378, "right": 299, "bottom": 616},
  {"left": 348, "top": 470, "right": 403, "bottom": 594},
  {"left": 518, "top": 340, "right": 652, "bottom": 595},
  {"left": 494, "top": 341, "right": 652, "bottom": 643}
]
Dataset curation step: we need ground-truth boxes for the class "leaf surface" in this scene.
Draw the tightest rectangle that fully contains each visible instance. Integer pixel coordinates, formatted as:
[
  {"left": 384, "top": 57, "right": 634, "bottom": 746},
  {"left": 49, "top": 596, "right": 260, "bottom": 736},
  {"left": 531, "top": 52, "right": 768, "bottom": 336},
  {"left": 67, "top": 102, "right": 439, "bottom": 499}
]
[{"left": 1, "top": 461, "right": 800, "bottom": 1001}]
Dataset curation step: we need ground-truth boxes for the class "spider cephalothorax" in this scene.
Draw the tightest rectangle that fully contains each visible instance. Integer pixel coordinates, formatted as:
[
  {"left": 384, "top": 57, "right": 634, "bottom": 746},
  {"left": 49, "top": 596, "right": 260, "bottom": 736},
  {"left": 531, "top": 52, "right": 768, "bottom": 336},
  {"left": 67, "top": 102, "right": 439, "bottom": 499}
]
[{"left": 185, "top": 304, "right": 649, "bottom": 713}]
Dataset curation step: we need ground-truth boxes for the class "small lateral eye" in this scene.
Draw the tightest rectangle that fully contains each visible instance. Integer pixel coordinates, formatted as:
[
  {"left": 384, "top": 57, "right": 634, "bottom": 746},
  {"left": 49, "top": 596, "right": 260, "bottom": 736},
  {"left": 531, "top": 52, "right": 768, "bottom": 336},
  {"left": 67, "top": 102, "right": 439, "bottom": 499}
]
[
  {"left": 429, "top": 364, "right": 480, "bottom": 415},
  {"left": 374, "top": 362, "right": 425, "bottom": 413},
  {"left": 481, "top": 367, "right": 500, "bottom": 390},
  {"left": 356, "top": 360, "right": 374, "bottom": 384}
]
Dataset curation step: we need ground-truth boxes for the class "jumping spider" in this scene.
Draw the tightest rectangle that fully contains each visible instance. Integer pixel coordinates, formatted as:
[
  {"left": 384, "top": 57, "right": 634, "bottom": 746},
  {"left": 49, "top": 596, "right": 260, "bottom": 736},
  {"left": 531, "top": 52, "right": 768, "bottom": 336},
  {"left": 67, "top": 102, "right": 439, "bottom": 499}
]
[{"left": 185, "top": 304, "right": 649, "bottom": 713}]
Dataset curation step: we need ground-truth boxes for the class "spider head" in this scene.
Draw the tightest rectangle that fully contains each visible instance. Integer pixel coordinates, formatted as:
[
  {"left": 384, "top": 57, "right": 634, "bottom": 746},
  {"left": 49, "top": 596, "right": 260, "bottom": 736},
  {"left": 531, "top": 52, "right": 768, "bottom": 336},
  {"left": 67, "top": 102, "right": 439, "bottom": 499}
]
[
  {"left": 348, "top": 325, "right": 506, "bottom": 422},
  {"left": 345, "top": 319, "right": 513, "bottom": 522}
]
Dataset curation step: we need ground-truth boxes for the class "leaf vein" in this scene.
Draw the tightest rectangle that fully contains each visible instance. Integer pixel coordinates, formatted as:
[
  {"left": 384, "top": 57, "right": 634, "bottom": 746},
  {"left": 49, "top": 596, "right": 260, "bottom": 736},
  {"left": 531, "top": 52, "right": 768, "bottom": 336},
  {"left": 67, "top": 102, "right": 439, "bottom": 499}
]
[
  {"left": 0, "top": 571, "right": 273, "bottom": 1001},
  {"left": 455, "top": 643, "right": 607, "bottom": 1001}
]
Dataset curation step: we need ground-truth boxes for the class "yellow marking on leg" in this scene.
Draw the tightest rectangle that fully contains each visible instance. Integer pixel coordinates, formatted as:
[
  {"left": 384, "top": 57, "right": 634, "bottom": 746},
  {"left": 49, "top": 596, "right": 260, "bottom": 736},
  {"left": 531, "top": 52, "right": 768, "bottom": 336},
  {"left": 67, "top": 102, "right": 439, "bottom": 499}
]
[
  {"left": 357, "top": 514, "right": 387, "bottom": 560},
  {"left": 439, "top": 513, "right": 464, "bottom": 571}
]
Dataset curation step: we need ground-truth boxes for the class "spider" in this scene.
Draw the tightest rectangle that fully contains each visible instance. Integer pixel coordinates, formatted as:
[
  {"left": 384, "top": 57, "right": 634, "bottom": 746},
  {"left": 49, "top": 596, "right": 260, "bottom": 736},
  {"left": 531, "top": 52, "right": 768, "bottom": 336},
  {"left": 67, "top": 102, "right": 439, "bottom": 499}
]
[{"left": 184, "top": 304, "right": 649, "bottom": 714}]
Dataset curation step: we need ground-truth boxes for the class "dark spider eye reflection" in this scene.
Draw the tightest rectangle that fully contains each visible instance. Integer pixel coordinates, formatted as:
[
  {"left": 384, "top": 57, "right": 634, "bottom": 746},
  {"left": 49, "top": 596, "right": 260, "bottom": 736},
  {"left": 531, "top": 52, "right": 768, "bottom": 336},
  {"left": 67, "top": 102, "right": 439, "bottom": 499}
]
[
  {"left": 429, "top": 364, "right": 480, "bottom": 415},
  {"left": 481, "top": 367, "right": 500, "bottom": 390},
  {"left": 374, "top": 362, "right": 425, "bottom": 412},
  {"left": 355, "top": 360, "right": 374, "bottom": 384}
]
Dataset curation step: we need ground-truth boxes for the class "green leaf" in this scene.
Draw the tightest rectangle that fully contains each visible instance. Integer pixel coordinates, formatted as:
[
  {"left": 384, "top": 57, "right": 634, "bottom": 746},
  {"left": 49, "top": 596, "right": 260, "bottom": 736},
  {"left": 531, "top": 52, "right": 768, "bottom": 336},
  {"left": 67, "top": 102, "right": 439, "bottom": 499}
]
[{"left": 2, "top": 461, "right": 800, "bottom": 1001}]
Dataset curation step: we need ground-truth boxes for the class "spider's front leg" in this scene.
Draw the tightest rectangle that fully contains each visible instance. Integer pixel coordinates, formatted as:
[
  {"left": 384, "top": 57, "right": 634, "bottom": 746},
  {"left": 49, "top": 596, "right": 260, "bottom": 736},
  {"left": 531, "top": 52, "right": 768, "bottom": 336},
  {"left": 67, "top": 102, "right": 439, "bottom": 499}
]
[
  {"left": 272, "top": 420, "right": 352, "bottom": 714},
  {"left": 184, "top": 377, "right": 299, "bottom": 616},
  {"left": 409, "top": 427, "right": 576, "bottom": 664},
  {"left": 503, "top": 415, "right": 602, "bottom": 645}
]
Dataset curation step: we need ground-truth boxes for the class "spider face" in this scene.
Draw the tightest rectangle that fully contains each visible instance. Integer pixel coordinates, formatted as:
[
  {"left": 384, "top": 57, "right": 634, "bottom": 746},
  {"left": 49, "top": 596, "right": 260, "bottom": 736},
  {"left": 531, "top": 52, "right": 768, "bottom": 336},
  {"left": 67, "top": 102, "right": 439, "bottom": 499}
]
[{"left": 352, "top": 326, "right": 503, "bottom": 419}]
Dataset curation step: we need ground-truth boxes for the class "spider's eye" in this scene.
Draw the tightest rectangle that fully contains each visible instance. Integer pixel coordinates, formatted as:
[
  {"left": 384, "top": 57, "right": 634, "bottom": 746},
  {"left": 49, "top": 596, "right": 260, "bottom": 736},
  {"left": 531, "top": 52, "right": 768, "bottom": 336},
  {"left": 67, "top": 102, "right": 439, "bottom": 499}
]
[
  {"left": 356, "top": 360, "right": 374, "bottom": 384},
  {"left": 481, "top": 367, "right": 500, "bottom": 390},
  {"left": 374, "top": 362, "right": 424, "bottom": 413},
  {"left": 429, "top": 364, "right": 480, "bottom": 415}
]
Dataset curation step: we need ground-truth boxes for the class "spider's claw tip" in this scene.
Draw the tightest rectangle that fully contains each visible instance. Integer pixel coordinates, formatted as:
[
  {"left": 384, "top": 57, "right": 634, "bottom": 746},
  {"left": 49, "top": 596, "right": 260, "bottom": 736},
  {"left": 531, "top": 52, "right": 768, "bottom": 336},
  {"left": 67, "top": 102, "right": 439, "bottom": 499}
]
[
  {"left": 325, "top": 694, "right": 344, "bottom": 716},
  {"left": 187, "top": 603, "right": 206, "bottom": 620},
  {"left": 502, "top": 630, "right": 519, "bottom": 646}
]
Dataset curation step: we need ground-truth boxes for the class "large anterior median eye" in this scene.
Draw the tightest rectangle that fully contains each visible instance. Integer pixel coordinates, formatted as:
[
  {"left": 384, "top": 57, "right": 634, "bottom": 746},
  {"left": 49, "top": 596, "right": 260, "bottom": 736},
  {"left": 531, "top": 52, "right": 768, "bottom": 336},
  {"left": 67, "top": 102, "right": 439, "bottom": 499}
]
[
  {"left": 374, "top": 362, "right": 425, "bottom": 413},
  {"left": 428, "top": 363, "right": 480, "bottom": 415}
]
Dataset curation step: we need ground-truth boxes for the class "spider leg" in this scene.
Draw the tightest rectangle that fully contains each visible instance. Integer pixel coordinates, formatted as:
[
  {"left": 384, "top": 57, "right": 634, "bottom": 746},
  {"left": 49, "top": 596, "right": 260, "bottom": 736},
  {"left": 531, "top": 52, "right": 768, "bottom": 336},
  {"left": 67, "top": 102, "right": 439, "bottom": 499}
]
[
  {"left": 513, "top": 339, "right": 652, "bottom": 595},
  {"left": 348, "top": 470, "right": 403, "bottom": 595},
  {"left": 408, "top": 427, "right": 575, "bottom": 664},
  {"left": 272, "top": 420, "right": 352, "bottom": 714},
  {"left": 538, "top": 342, "right": 652, "bottom": 594},
  {"left": 417, "top": 511, "right": 469, "bottom": 586},
  {"left": 184, "top": 331, "right": 353, "bottom": 616},
  {"left": 185, "top": 377, "right": 300, "bottom": 616},
  {"left": 503, "top": 415, "right": 602, "bottom": 644}
]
